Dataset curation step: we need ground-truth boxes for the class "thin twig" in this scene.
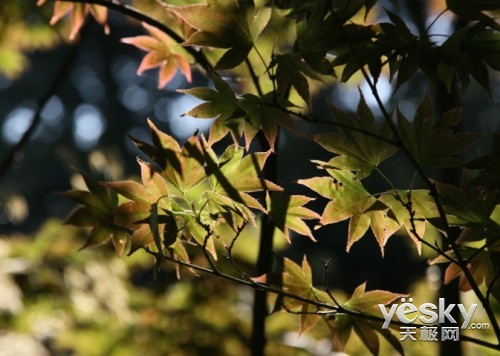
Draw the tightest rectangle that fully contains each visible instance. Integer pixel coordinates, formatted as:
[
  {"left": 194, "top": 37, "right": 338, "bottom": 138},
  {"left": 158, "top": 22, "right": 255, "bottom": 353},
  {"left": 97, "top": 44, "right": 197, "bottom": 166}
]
[
  {"left": 245, "top": 58, "right": 263, "bottom": 97},
  {"left": 321, "top": 258, "right": 341, "bottom": 307},
  {"left": 268, "top": 104, "right": 400, "bottom": 145},
  {"left": 224, "top": 224, "right": 256, "bottom": 282},
  {"left": 141, "top": 246, "right": 500, "bottom": 351},
  {"left": 357, "top": 52, "right": 500, "bottom": 344},
  {"left": 466, "top": 235, "right": 500, "bottom": 264},
  {"left": 486, "top": 268, "right": 500, "bottom": 301}
]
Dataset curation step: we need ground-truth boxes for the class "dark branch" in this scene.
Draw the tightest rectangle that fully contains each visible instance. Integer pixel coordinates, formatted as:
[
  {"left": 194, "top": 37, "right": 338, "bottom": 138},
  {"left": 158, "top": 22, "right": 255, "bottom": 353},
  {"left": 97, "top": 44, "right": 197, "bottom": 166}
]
[{"left": 0, "top": 20, "right": 86, "bottom": 181}]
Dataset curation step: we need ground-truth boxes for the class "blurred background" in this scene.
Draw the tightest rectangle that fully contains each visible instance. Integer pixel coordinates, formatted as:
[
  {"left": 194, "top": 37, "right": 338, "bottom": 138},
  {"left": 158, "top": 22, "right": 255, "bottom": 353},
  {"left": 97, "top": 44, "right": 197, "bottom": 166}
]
[{"left": 1, "top": 1, "right": 499, "bottom": 355}]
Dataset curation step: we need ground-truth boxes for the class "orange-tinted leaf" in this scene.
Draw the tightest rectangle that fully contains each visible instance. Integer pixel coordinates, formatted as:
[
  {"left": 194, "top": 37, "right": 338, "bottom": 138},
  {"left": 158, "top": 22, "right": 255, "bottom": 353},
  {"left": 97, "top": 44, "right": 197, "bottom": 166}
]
[
  {"left": 345, "top": 282, "right": 406, "bottom": 314},
  {"left": 122, "top": 22, "right": 191, "bottom": 88},
  {"left": 38, "top": 1, "right": 109, "bottom": 40},
  {"left": 129, "top": 224, "right": 154, "bottom": 255}
]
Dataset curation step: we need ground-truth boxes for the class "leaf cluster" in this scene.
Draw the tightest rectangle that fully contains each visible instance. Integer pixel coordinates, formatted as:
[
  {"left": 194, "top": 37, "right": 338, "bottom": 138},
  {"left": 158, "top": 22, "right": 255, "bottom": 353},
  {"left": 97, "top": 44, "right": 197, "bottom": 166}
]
[{"left": 33, "top": 0, "right": 500, "bottom": 354}]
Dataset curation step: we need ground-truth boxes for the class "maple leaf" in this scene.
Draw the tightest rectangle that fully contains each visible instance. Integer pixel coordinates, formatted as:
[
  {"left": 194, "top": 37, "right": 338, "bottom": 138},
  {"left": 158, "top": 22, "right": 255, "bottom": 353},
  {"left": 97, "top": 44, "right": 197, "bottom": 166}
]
[
  {"left": 37, "top": 0, "right": 109, "bottom": 40},
  {"left": 105, "top": 159, "right": 172, "bottom": 254},
  {"left": 269, "top": 52, "right": 321, "bottom": 105},
  {"left": 180, "top": 75, "right": 241, "bottom": 146},
  {"left": 466, "top": 134, "right": 500, "bottom": 193},
  {"left": 122, "top": 22, "right": 191, "bottom": 89},
  {"left": 435, "top": 182, "right": 498, "bottom": 226},
  {"left": 131, "top": 119, "right": 206, "bottom": 193},
  {"left": 182, "top": 77, "right": 296, "bottom": 150},
  {"left": 106, "top": 159, "right": 170, "bottom": 214},
  {"left": 314, "top": 94, "right": 397, "bottom": 179},
  {"left": 166, "top": 0, "right": 271, "bottom": 70},
  {"left": 397, "top": 93, "right": 480, "bottom": 167},
  {"left": 431, "top": 248, "right": 500, "bottom": 301},
  {"left": 62, "top": 172, "right": 130, "bottom": 256},
  {"left": 206, "top": 144, "right": 282, "bottom": 216},
  {"left": 378, "top": 190, "right": 439, "bottom": 253},
  {"left": 326, "top": 283, "right": 405, "bottom": 354},
  {"left": 266, "top": 192, "right": 320, "bottom": 243},
  {"left": 238, "top": 93, "right": 296, "bottom": 151},
  {"left": 299, "top": 165, "right": 401, "bottom": 255},
  {"left": 282, "top": 256, "right": 329, "bottom": 334},
  {"left": 447, "top": 0, "right": 500, "bottom": 31}
]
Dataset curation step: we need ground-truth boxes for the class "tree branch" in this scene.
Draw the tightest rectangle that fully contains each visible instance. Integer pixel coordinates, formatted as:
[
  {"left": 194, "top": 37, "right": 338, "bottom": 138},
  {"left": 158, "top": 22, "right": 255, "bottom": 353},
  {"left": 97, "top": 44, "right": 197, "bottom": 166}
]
[
  {"left": 143, "top": 247, "right": 500, "bottom": 352},
  {"left": 54, "top": 0, "right": 213, "bottom": 72},
  {"left": 0, "top": 20, "right": 86, "bottom": 181}
]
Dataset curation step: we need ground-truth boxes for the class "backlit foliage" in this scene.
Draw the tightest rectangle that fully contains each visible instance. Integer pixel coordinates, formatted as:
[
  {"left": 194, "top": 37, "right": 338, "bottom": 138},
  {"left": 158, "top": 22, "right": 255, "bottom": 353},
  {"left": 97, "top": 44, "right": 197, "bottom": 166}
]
[{"left": 20, "top": 0, "right": 500, "bottom": 354}]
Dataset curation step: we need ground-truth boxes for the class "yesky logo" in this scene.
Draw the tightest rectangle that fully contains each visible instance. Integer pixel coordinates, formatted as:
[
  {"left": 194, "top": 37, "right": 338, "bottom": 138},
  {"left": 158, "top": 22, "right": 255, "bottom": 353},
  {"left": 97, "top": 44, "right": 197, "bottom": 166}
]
[
  {"left": 378, "top": 297, "right": 480, "bottom": 329},
  {"left": 377, "top": 298, "right": 489, "bottom": 342}
]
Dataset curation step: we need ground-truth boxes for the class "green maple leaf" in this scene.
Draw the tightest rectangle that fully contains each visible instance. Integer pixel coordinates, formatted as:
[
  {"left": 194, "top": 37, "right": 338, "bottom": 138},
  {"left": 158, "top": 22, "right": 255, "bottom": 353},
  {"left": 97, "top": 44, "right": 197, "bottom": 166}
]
[
  {"left": 299, "top": 166, "right": 399, "bottom": 255},
  {"left": 62, "top": 172, "right": 130, "bottom": 256},
  {"left": 183, "top": 78, "right": 296, "bottom": 150},
  {"left": 269, "top": 52, "right": 321, "bottom": 105},
  {"left": 131, "top": 119, "right": 207, "bottom": 193},
  {"left": 326, "top": 283, "right": 405, "bottom": 355},
  {"left": 167, "top": 0, "right": 271, "bottom": 69},
  {"left": 314, "top": 94, "right": 397, "bottom": 178},
  {"left": 206, "top": 145, "right": 282, "bottom": 216},
  {"left": 266, "top": 192, "right": 321, "bottom": 242},
  {"left": 282, "top": 256, "right": 329, "bottom": 334},
  {"left": 181, "top": 75, "right": 243, "bottom": 147},
  {"left": 104, "top": 159, "right": 173, "bottom": 255},
  {"left": 345, "top": 282, "right": 406, "bottom": 314},
  {"left": 378, "top": 190, "right": 438, "bottom": 253},
  {"left": 238, "top": 93, "right": 296, "bottom": 150},
  {"left": 397, "top": 94, "right": 480, "bottom": 167}
]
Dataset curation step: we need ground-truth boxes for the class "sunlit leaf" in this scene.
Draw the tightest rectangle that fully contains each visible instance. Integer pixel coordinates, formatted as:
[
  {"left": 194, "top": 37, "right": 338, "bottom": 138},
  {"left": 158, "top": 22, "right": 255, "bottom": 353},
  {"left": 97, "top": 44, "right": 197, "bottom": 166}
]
[
  {"left": 314, "top": 94, "right": 397, "bottom": 178},
  {"left": 266, "top": 192, "right": 320, "bottom": 242},
  {"left": 300, "top": 167, "right": 398, "bottom": 254},
  {"left": 166, "top": 0, "right": 270, "bottom": 69},
  {"left": 282, "top": 256, "right": 329, "bottom": 334},
  {"left": 121, "top": 22, "right": 191, "bottom": 88},
  {"left": 180, "top": 75, "right": 241, "bottom": 146},
  {"left": 131, "top": 120, "right": 206, "bottom": 193},
  {"left": 37, "top": 0, "right": 109, "bottom": 40},
  {"left": 326, "top": 282, "right": 405, "bottom": 354},
  {"left": 378, "top": 190, "right": 439, "bottom": 253}
]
